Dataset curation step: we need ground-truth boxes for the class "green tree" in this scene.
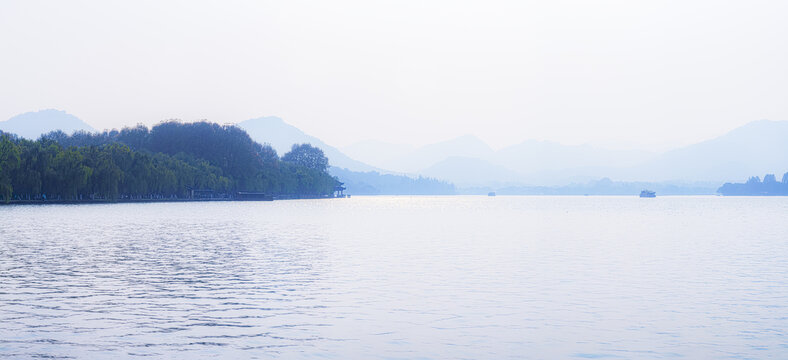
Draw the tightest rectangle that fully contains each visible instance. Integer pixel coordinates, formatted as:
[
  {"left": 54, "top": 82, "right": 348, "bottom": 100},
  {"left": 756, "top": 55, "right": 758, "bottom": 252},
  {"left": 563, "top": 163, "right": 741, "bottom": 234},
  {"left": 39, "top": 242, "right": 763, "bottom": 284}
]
[
  {"left": 53, "top": 148, "right": 92, "bottom": 200},
  {"left": 282, "top": 144, "right": 329, "bottom": 173},
  {"left": 2, "top": 121, "right": 341, "bottom": 201},
  {"left": 0, "top": 135, "right": 21, "bottom": 202},
  {"left": 91, "top": 150, "right": 123, "bottom": 199}
]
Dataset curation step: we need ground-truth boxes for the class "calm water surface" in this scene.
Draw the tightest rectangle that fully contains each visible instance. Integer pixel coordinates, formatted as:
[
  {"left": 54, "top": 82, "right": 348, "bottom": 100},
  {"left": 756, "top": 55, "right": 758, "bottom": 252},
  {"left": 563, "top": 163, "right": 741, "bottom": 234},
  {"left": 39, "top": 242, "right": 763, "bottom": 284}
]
[{"left": 1, "top": 196, "right": 787, "bottom": 359}]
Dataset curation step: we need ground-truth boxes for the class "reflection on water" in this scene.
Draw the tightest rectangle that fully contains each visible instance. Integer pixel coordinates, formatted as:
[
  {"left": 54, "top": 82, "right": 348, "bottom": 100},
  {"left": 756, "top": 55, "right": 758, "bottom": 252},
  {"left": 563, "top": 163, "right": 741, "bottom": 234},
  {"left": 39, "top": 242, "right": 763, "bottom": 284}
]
[{"left": 1, "top": 196, "right": 787, "bottom": 358}]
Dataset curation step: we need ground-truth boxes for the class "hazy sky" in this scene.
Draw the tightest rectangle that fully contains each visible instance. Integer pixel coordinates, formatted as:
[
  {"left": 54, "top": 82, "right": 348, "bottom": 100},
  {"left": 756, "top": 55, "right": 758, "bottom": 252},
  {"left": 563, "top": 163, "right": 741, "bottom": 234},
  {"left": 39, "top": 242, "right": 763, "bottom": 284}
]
[{"left": 1, "top": 0, "right": 786, "bottom": 150}]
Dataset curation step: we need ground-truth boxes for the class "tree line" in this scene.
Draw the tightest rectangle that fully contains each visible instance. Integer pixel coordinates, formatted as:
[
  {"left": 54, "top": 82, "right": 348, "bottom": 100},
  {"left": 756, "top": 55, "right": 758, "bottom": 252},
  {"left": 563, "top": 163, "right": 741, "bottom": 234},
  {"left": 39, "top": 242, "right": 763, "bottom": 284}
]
[
  {"left": 717, "top": 173, "right": 788, "bottom": 196},
  {"left": 0, "top": 121, "right": 339, "bottom": 202},
  {"left": 328, "top": 167, "right": 455, "bottom": 195}
]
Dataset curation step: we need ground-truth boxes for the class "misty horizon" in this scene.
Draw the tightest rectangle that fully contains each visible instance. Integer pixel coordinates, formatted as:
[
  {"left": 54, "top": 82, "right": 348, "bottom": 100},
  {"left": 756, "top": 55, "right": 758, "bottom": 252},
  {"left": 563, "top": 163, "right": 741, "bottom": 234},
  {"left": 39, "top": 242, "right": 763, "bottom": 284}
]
[
  {"left": 3, "top": 108, "right": 783, "bottom": 154},
  {"left": 2, "top": 1, "right": 787, "bottom": 151},
  {"left": 4, "top": 109, "right": 787, "bottom": 191}
]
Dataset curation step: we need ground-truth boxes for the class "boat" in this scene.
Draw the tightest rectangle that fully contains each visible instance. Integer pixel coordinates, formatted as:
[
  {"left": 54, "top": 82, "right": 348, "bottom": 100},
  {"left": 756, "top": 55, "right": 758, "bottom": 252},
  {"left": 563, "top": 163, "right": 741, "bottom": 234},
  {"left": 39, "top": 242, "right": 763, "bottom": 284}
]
[{"left": 639, "top": 190, "right": 656, "bottom": 198}]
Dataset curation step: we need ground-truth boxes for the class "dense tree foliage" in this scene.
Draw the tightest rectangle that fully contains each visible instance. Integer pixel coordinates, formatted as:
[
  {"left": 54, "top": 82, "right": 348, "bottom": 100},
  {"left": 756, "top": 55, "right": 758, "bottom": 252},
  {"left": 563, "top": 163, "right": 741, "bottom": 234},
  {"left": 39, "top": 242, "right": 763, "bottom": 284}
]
[
  {"left": 282, "top": 144, "right": 329, "bottom": 173},
  {"left": 0, "top": 134, "right": 21, "bottom": 200},
  {"left": 717, "top": 173, "right": 788, "bottom": 195},
  {"left": 0, "top": 122, "right": 339, "bottom": 202}
]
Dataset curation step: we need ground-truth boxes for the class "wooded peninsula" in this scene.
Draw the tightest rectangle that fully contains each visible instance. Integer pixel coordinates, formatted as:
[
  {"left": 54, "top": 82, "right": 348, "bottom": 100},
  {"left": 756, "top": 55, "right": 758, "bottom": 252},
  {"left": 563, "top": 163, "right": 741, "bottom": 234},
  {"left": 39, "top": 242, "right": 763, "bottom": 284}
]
[
  {"left": 717, "top": 173, "right": 788, "bottom": 196},
  {"left": 0, "top": 121, "right": 341, "bottom": 203}
]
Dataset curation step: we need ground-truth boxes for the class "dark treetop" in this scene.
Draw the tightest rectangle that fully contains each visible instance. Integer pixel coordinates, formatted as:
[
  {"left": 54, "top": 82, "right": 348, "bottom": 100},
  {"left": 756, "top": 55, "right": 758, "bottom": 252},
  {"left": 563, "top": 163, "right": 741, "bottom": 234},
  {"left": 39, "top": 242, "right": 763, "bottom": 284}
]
[{"left": 0, "top": 122, "right": 339, "bottom": 202}]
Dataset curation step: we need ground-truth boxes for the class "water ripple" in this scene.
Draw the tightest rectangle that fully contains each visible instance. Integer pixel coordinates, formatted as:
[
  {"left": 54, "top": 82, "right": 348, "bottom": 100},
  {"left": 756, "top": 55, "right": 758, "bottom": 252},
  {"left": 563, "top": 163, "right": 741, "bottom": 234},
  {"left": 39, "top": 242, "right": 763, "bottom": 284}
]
[{"left": 1, "top": 197, "right": 788, "bottom": 358}]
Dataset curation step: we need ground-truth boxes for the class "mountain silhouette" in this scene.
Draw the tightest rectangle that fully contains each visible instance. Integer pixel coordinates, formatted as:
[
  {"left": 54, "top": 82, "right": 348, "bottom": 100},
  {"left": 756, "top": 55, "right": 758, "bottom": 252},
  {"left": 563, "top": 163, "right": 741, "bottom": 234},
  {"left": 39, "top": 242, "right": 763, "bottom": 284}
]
[{"left": 0, "top": 109, "right": 95, "bottom": 139}]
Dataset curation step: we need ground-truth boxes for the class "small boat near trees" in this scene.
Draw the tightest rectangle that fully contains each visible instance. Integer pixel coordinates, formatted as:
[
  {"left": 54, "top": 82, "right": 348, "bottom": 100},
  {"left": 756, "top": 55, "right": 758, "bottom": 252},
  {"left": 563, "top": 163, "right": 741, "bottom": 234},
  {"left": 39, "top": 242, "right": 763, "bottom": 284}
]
[{"left": 639, "top": 190, "right": 656, "bottom": 198}]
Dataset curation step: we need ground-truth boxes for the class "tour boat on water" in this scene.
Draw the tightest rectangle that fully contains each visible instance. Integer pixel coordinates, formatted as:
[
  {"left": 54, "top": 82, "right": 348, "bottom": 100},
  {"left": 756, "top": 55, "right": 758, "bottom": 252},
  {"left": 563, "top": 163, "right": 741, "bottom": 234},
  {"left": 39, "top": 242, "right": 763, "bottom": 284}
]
[{"left": 639, "top": 190, "right": 656, "bottom": 198}]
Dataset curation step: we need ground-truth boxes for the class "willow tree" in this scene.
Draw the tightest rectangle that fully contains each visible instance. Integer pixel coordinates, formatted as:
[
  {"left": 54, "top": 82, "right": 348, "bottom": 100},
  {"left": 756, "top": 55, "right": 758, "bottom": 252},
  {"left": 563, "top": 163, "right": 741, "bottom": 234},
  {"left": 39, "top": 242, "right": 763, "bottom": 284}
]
[{"left": 0, "top": 135, "right": 21, "bottom": 202}]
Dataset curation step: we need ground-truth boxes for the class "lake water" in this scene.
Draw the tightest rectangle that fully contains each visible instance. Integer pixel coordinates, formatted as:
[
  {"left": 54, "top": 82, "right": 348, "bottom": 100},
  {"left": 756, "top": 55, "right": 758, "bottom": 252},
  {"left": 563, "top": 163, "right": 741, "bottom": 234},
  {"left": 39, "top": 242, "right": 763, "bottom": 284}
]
[{"left": 1, "top": 196, "right": 787, "bottom": 359}]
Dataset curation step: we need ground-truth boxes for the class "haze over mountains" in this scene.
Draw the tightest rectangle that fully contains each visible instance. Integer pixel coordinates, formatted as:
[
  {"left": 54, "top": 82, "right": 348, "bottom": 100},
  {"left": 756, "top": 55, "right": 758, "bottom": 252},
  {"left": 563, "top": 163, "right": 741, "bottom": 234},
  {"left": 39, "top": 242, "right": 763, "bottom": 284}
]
[
  {"left": 235, "top": 117, "right": 454, "bottom": 195},
  {"left": 237, "top": 117, "right": 788, "bottom": 190},
  {"left": 344, "top": 136, "right": 659, "bottom": 186},
  {"left": 237, "top": 116, "right": 376, "bottom": 172},
  {"left": 623, "top": 120, "right": 788, "bottom": 182},
  {"left": 0, "top": 109, "right": 95, "bottom": 139},
  {"left": 3, "top": 109, "right": 787, "bottom": 193}
]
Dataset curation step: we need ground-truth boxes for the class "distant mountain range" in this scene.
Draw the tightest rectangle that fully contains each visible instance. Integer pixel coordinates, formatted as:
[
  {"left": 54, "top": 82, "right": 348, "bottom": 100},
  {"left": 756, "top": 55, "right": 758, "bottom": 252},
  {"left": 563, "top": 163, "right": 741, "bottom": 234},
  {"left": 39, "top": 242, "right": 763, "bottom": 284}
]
[
  {"left": 623, "top": 120, "right": 788, "bottom": 182},
  {"left": 341, "top": 120, "right": 788, "bottom": 187},
  {"left": 3, "top": 109, "right": 787, "bottom": 192},
  {"left": 237, "top": 116, "right": 376, "bottom": 172},
  {"left": 339, "top": 135, "right": 658, "bottom": 186},
  {"left": 235, "top": 117, "right": 452, "bottom": 194},
  {"left": 236, "top": 116, "right": 788, "bottom": 190},
  {"left": 0, "top": 109, "right": 95, "bottom": 139},
  {"left": 343, "top": 136, "right": 653, "bottom": 178}
]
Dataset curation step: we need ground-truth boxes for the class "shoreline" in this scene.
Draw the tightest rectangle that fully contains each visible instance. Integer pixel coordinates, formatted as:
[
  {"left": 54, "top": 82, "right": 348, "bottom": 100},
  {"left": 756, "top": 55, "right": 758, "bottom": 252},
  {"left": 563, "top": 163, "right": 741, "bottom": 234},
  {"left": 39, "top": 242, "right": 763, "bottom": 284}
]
[{"left": 0, "top": 195, "right": 346, "bottom": 206}]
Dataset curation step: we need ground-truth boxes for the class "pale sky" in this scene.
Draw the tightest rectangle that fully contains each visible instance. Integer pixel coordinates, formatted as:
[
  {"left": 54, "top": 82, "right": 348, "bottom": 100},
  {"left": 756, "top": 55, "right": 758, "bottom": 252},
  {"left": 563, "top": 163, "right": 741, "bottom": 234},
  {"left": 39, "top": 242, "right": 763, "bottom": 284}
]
[{"left": 1, "top": 0, "right": 786, "bottom": 150}]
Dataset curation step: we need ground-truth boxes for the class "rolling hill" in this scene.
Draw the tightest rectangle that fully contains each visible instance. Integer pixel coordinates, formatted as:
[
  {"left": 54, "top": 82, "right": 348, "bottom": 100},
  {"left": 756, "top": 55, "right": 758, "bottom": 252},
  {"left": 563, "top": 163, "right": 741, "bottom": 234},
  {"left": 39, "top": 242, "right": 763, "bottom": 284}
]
[
  {"left": 0, "top": 109, "right": 96, "bottom": 139},
  {"left": 237, "top": 116, "right": 376, "bottom": 172},
  {"left": 626, "top": 120, "right": 788, "bottom": 182}
]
